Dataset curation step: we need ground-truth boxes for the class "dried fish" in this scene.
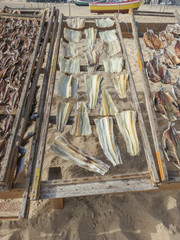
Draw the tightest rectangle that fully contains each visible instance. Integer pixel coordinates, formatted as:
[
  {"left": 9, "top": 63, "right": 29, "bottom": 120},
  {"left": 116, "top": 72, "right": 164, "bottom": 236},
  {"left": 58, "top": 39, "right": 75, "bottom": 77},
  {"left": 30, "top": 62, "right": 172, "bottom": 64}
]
[
  {"left": 84, "top": 50, "right": 99, "bottom": 73},
  {"left": 175, "top": 40, "right": 180, "bottom": 59},
  {"left": 95, "top": 18, "right": 114, "bottom": 28},
  {"left": 104, "top": 39, "right": 121, "bottom": 57},
  {"left": 163, "top": 48, "right": 180, "bottom": 67},
  {"left": 57, "top": 101, "right": 73, "bottom": 132},
  {"left": 113, "top": 74, "right": 128, "bottom": 99},
  {"left": 162, "top": 124, "right": 180, "bottom": 169},
  {"left": 94, "top": 116, "right": 122, "bottom": 166},
  {"left": 59, "top": 57, "right": 80, "bottom": 75},
  {"left": 172, "top": 78, "right": 180, "bottom": 100},
  {"left": 143, "top": 30, "right": 164, "bottom": 50},
  {"left": 56, "top": 73, "right": 78, "bottom": 99},
  {"left": 61, "top": 42, "right": 79, "bottom": 58},
  {"left": 84, "top": 28, "right": 97, "bottom": 51},
  {"left": 99, "top": 90, "right": 118, "bottom": 116},
  {"left": 166, "top": 24, "right": 180, "bottom": 35},
  {"left": 103, "top": 57, "right": 123, "bottom": 73},
  {"left": 70, "top": 102, "right": 92, "bottom": 136},
  {"left": 66, "top": 18, "right": 85, "bottom": 29},
  {"left": 115, "top": 111, "right": 140, "bottom": 156},
  {"left": 1, "top": 115, "right": 13, "bottom": 137},
  {"left": 50, "top": 135, "right": 110, "bottom": 175},
  {"left": 159, "top": 30, "right": 174, "bottom": 46},
  {"left": 154, "top": 90, "right": 180, "bottom": 121},
  {"left": 99, "top": 30, "right": 118, "bottom": 43},
  {"left": 84, "top": 74, "right": 103, "bottom": 110},
  {"left": 64, "top": 28, "right": 82, "bottom": 43},
  {"left": 14, "top": 155, "right": 25, "bottom": 181}
]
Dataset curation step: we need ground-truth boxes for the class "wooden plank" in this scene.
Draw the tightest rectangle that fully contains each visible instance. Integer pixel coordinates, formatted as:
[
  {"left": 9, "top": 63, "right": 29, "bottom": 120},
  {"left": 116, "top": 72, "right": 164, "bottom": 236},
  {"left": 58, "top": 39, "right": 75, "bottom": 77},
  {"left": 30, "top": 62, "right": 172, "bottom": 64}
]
[
  {"left": 31, "top": 13, "right": 63, "bottom": 201},
  {"left": 114, "top": 15, "right": 159, "bottom": 184},
  {"left": 19, "top": 9, "right": 59, "bottom": 219},
  {"left": 134, "top": 10, "right": 175, "bottom": 17},
  {"left": 174, "top": 10, "right": 180, "bottom": 24},
  {"left": 0, "top": 10, "right": 46, "bottom": 185},
  {"left": 129, "top": 9, "right": 168, "bottom": 181}
]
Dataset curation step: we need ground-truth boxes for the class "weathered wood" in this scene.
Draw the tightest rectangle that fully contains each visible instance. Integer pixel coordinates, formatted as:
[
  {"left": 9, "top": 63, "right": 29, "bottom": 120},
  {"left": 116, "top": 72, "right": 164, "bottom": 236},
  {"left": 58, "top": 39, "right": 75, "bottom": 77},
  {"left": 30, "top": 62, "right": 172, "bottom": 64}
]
[
  {"left": 114, "top": 14, "right": 159, "bottom": 184},
  {"left": 174, "top": 10, "right": 180, "bottom": 24},
  {"left": 134, "top": 10, "right": 175, "bottom": 17},
  {"left": 129, "top": 8, "right": 168, "bottom": 181},
  {"left": 0, "top": 13, "right": 41, "bottom": 19}
]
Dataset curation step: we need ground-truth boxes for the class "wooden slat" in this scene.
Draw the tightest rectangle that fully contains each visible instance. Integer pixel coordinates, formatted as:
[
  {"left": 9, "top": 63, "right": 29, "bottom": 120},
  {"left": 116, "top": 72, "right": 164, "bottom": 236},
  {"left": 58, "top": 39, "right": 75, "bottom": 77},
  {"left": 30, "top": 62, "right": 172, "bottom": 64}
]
[
  {"left": 129, "top": 8, "right": 168, "bottom": 181},
  {"left": 134, "top": 10, "right": 175, "bottom": 17},
  {"left": 174, "top": 10, "right": 180, "bottom": 24}
]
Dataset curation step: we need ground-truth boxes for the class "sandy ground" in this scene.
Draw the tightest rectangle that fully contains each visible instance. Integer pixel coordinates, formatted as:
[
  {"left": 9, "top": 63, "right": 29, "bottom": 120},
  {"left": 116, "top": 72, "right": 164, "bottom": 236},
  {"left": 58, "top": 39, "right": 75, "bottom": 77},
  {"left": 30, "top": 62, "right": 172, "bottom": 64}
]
[{"left": 0, "top": 2, "right": 180, "bottom": 240}]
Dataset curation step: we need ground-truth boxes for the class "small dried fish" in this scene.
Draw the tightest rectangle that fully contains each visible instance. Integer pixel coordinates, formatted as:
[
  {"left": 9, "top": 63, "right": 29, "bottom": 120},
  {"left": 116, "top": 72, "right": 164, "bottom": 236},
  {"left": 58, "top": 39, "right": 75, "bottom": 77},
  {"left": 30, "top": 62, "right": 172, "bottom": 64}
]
[
  {"left": 99, "top": 90, "right": 118, "bottom": 116},
  {"left": 1, "top": 115, "right": 13, "bottom": 137},
  {"left": 64, "top": 28, "right": 82, "bottom": 43},
  {"left": 61, "top": 42, "right": 79, "bottom": 58},
  {"left": 70, "top": 102, "right": 92, "bottom": 136},
  {"left": 154, "top": 90, "right": 180, "bottom": 121},
  {"left": 103, "top": 57, "right": 123, "bottom": 73},
  {"left": 115, "top": 111, "right": 140, "bottom": 156},
  {"left": 99, "top": 30, "right": 118, "bottom": 43},
  {"left": 104, "top": 39, "right": 121, "bottom": 57},
  {"left": 66, "top": 18, "right": 85, "bottom": 29},
  {"left": 164, "top": 48, "right": 180, "bottom": 67},
  {"left": 84, "top": 50, "right": 99, "bottom": 73},
  {"left": 113, "top": 74, "right": 128, "bottom": 99},
  {"left": 175, "top": 40, "right": 180, "bottom": 59},
  {"left": 59, "top": 57, "right": 80, "bottom": 75},
  {"left": 84, "top": 28, "right": 97, "bottom": 51},
  {"left": 84, "top": 74, "right": 103, "bottom": 110},
  {"left": 143, "top": 30, "right": 164, "bottom": 50},
  {"left": 50, "top": 135, "right": 110, "bottom": 175},
  {"left": 57, "top": 101, "right": 73, "bottom": 132},
  {"left": 159, "top": 30, "right": 174, "bottom": 46},
  {"left": 95, "top": 18, "right": 114, "bottom": 28},
  {"left": 94, "top": 116, "right": 122, "bottom": 166},
  {"left": 172, "top": 78, "right": 180, "bottom": 100}
]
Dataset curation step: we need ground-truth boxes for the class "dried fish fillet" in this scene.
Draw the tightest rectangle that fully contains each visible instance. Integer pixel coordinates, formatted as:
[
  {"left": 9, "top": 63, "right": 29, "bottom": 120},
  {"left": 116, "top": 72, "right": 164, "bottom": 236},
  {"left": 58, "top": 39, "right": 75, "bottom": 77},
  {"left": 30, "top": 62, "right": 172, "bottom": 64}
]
[
  {"left": 115, "top": 111, "right": 140, "bottom": 156},
  {"left": 84, "top": 50, "right": 99, "bottom": 73},
  {"left": 154, "top": 90, "right": 180, "bottom": 121},
  {"left": 104, "top": 39, "right": 121, "bottom": 57},
  {"left": 84, "top": 74, "right": 103, "bottom": 110},
  {"left": 99, "top": 90, "right": 118, "bottom": 116},
  {"left": 103, "top": 57, "right": 123, "bottom": 73},
  {"left": 70, "top": 102, "right": 92, "bottom": 136},
  {"left": 94, "top": 116, "right": 122, "bottom": 166},
  {"left": 95, "top": 18, "right": 114, "bottom": 28},
  {"left": 172, "top": 78, "right": 180, "bottom": 100},
  {"left": 162, "top": 124, "right": 180, "bottom": 169},
  {"left": 57, "top": 102, "right": 73, "bottom": 132},
  {"left": 163, "top": 48, "right": 180, "bottom": 67},
  {"left": 99, "top": 30, "right": 118, "bottom": 43},
  {"left": 143, "top": 30, "right": 164, "bottom": 50},
  {"left": 175, "top": 40, "right": 180, "bottom": 59},
  {"left": 64, "top": 28, "right": 82, "bottom": 43},
  {"left": 59, "top": 57, "right": 80, "bottom": 75},
  {"left": 66, "top": 18, "right": 85, "bottom": 29},
  {"left": 61, "top": 42, "right": 79, "bottom": 58},
  {"left": 166, "top": 24, "right": 180, "bottom": 35},
  {"left": 84, "top": 28, "right": 97, "bottom": 51},
  {"left": 113, "top": 74, "right": 128, "bottom": 99},
  {"left": 159, "top": 30, "right": 174, "bottom": 46},
  {"left": 56, "top": 74, "right": 78, "bottom": 99},
  {"left": 50, "top": 135, "right": 110, "bottom": 175}
]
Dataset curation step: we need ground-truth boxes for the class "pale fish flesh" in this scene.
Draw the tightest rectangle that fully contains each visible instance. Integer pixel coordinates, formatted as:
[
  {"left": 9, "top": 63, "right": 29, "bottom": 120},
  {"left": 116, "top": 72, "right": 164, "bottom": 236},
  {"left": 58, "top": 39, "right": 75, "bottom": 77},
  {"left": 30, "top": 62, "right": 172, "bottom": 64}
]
[
  {"left": 115, "top": 111, "right": 140, "bottom": 156},
  {"left": 84, "top": 50, "right": 99, "bottom": 73},
  {"left": 66, "top": 18, "right": 85, "bottom": 29},
  {"left": 59, "top": 57, "right": 80, "bottom": 75},
  {"left": 143, "top": 29, "right": 164, "bottom": 50},
  {"left": 64, "top": 28, "right": 82, "bottom": 43},
  {"left": 103, "top": 57, "right": 123, "bottom": 73},
  {"left": 104, "top": 39, "right": 121, "bottom": 57},
  {"left": 84, "top": 74, "right": 103, "bottom": 110},
  {"left": 61, "top": 42, "right": 79, "bottom": 58},
  {"left": 113, "top": 74, "right": 128, "bottom": 99},
  {"left": 84, "top": 28, "right": 97, "bottom": 51},
  {"left": 70, "top": 102, "right": 92, "bottom": 136},
  {"left": 57, "top": 101, "right": 73, "bottom": 132},
  {"left": 154, "top": 90, "right": 180, "bottom": 121},
  {"left": 56, "top": 73, "right": 78, "bottom": 99},
  {"left": 99, "top": 29, "right": 118, "bottom": 43},
  {"left": 94, "top": 116, "right": 122, "bottom": 166},
  {"left": 95, "top": 18, "right": 114, "bottom": 28},
  {"left": 99, "top": 90, "right": 118, "bottom": 116},
  {"left": 162, "top": 124, "right": 180, "bottom": 169},
  {"left": 50, "top": 135, "right": 110, "bottom": 175}
]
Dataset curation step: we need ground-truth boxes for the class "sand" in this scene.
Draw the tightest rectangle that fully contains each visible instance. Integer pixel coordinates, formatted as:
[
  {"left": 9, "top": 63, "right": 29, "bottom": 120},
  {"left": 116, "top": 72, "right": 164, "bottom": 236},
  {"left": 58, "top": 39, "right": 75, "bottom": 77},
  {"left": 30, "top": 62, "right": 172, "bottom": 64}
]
[{"left": 0, "top": 2, "right": 180, "bottom": 240}]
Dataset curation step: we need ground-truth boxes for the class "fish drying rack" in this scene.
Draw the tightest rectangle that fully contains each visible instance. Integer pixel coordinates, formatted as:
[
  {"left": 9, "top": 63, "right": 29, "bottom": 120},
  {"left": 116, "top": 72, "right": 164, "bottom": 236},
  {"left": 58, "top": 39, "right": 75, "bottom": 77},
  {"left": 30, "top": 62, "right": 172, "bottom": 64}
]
[{"left": 0, "top": 7, "right": 179, "bottom": 219}]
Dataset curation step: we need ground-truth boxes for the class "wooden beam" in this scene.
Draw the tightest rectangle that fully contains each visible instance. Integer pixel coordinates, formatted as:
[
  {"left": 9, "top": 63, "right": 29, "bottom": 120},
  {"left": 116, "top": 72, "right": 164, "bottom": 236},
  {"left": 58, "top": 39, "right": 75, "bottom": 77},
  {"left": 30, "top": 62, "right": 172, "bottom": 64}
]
[{"left": 174, "top": 10, "right": 180, "bottom": 24}]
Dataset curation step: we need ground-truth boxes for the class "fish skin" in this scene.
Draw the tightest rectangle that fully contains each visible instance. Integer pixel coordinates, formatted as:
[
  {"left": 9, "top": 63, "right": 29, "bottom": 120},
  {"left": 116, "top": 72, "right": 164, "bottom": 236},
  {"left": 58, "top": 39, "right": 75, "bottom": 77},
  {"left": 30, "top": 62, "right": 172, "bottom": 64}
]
[
  {"left": 143, "top": 30, "right": 164, "bottom": 50},
  {"left": 172, "top": 78, "right": 180, "bottom": 100},
  {"left": 175, "top": 40, "right": 180, "bottom": 59}
]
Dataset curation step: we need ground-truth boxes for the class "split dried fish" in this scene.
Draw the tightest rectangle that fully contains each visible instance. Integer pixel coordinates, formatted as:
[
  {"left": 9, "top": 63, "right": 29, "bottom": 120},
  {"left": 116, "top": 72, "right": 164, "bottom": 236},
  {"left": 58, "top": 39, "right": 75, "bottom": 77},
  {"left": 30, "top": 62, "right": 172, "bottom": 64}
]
[
  {"left": 163, "top": 48, "right": 180, "bottom": 67},
  {"left": 56, "top": 73, "right": 78, "bottom": 99},
  {"left": 115, "top": 111, "right": 140, "bottom": 156},
  {"left": 50, "top": 135, "right": 110, "bottom": 175},
  {"left": 61, "top": 42, "right": 79, "bottom": 58},
  {"left": 99, "top": 90, "right": 118, "bottom": 116},
  {"left": 143, "top": 30, "right": 164, "bottom": 50},
  {"left": 84, "top": 74, "right": 103, "bottom": 110},
  {"left": 113, "top": 74, "right": 128, "bottom": 99},
  {"left": 166, "top": 24, "right": 180, "bottom": 35},
  {"left": 70, "top": 102, "right": 92, "bottom": 136},
  {"left": 84, "top": 28, "right": 97, "bottom": 51},
  {"left": 64, "top": 28, "right": 82, "bottom": 43},
  {"left": 99, "top": 30, "right": 118, "bottom": 43},
  {"left": 57, "top": 101, "right": 73, "bottom": 132},
  {"left": 59, "top": 57, "right": 80, "bottom": 75},
  {"left": 84, "top": 50, "right": 99, "bottom": 73},
  {"left": 154, "top": 90, "right": 180, "bottom": 121},
  {"left": 104, "top": 39, "right": 121, "bottom": 57},
  {"left": 95, "top": 18, "right": 114, "bottom": 28},
  {"left": 94, "top": 116, "right": 122, "bottom": 166},
  {"left": 66, "top": 18, "right": 85, "bottom": 29},
  {"left": 162, "top": 124, "right": 180, "bottom": 169},
  {"left": 159, "top": 30, "right": 174, "bottom": 46},
  {"left": 175, "top": 40, "right": 180, "bottom": 59},
  {"left": 103, "top": 57, "right": 123, "bottom": 73}
]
